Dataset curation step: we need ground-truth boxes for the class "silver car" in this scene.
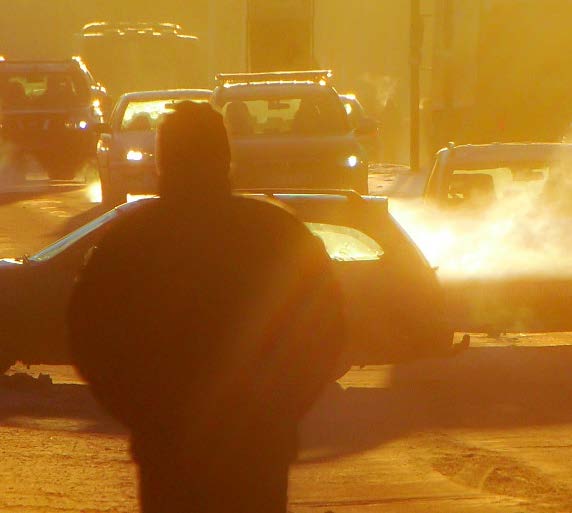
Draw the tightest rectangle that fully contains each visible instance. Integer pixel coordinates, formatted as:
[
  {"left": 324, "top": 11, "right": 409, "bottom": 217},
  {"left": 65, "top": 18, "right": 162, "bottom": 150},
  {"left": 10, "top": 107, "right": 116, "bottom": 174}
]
[
  {"left": 97, "top": 88, "right": 212, "bottom": 205},
  {"left": 212, "top": 71, "right": 369, "bottom": 194}
]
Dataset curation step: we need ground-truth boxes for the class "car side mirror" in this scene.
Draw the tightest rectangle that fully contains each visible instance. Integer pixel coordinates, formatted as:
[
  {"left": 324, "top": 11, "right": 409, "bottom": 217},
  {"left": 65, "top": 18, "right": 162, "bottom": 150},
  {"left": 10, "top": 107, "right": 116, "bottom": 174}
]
[{"left": 354, "top": 117, "right": 379, "bottom": 136}]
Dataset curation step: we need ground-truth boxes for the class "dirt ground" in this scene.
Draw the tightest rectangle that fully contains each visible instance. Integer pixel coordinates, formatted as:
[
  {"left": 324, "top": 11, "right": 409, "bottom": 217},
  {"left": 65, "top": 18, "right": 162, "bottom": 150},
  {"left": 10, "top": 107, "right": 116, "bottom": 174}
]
[{"left": 2, "top": 333, "right": 572, "bottom": 512}]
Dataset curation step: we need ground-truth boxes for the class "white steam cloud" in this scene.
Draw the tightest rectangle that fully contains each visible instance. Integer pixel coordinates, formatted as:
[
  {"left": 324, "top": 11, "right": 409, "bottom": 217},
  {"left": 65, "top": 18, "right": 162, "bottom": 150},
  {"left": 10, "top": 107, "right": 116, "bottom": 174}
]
[{"left": 390, "top": 153, "right": 572, "bottom": 280}]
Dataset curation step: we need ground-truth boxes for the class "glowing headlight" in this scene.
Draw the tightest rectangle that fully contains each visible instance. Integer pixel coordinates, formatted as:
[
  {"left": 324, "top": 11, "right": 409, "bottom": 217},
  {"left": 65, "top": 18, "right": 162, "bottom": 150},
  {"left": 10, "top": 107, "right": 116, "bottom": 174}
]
[
  {"left": 344, "top": 155, "right": 359, "bottom": 168},
  {"left": 126, "top": 150, "right": 144, "bottom": 162},
  {"left": 65, "top": 119, "right": 89, "bottom": 129}
]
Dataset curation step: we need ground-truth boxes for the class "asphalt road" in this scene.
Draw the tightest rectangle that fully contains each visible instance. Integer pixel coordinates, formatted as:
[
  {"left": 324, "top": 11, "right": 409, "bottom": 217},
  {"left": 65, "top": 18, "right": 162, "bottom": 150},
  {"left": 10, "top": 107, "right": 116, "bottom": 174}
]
[{"left": 1, "top": 182, "right": 572, "bottom": 512}]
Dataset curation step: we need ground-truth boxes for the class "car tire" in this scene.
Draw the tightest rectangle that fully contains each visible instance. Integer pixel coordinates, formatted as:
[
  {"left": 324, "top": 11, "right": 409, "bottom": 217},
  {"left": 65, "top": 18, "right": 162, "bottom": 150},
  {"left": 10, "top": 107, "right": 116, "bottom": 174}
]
[
  {"left": 47, "top": 161, "right": 79, "bottom": 181},
  {"left": 101, "top": 179, "right": 127, "bottom": 207},
  {"left": 355, "top": 172, "right": 369, "bottom": 195},
  {"left": 0, "top": 350, "right": 15, "bottom": 375},
  {"left": 40, "top": 152, "right": 83, "bottom": 181}
]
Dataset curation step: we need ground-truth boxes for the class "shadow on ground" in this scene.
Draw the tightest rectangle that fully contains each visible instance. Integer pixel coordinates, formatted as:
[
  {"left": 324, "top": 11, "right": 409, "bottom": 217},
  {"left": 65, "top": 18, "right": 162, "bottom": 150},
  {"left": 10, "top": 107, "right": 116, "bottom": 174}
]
[
  {"left": 299, "top": 343, "right": 572, "bottom": 461},
  {"left": 2, "top": 344, "right": 572, "bottom": 459}
]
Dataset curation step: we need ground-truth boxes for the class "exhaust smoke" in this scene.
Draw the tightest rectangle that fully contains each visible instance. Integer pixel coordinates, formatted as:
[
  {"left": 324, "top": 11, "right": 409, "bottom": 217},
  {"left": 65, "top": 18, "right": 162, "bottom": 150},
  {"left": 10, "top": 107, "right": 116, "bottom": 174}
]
[{"left": 390, "top": 156, "right": 572, "bottom": 280}]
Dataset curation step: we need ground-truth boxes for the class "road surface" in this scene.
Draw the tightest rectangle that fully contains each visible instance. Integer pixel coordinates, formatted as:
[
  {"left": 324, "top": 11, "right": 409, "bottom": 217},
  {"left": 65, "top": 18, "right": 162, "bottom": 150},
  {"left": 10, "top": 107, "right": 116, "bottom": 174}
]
[{"left": 1, "top": 182, "right": 572, "bottom": 512}]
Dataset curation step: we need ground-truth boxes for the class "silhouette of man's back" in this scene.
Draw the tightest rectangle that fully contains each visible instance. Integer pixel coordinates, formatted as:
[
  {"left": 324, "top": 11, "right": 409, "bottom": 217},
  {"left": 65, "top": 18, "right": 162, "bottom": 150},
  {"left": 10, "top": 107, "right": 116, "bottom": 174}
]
[{"left": 67, "top": 102, "right": 346, "bottom": 513}]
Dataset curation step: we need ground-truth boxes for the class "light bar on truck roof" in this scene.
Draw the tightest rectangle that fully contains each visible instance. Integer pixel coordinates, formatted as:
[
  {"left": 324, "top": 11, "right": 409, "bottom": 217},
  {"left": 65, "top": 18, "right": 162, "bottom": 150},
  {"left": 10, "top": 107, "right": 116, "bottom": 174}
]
[
  {"left": 216, "top": 70, "right": 333, "bottom": 86},
  {"left": 80, "top": 21, "right": 197, "bottom": 40}
]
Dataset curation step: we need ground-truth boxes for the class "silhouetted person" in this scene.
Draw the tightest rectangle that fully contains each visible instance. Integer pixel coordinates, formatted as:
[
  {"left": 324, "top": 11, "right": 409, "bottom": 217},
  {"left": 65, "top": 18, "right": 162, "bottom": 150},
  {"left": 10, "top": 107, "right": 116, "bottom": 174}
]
[
  {"left": 67, "top": 101, "right": 346, "bottom": 513},
  {"left": 224, "top": 101, "right": 254, "bottom": 136}
]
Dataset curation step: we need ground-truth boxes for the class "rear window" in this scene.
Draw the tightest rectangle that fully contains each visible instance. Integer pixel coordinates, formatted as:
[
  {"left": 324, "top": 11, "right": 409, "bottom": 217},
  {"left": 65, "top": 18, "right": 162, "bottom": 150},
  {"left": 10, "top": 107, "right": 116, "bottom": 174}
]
[
  {"left": 220, "top": 92, "right": 349, "bottom": 137},
  {"left": 0, "top": 71, "right": 89, "bottom": 109},
  {"left": 305, "top": 222, "right": 383, "bottom": 261}
]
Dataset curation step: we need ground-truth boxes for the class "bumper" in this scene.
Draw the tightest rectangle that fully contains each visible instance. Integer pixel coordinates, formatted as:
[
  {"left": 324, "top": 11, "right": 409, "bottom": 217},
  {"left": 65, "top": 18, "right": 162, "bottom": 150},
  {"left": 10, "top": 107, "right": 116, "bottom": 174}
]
[
  {"left": 107, "top": 162, "right": 158, "bottom": 195},
  {"left": 336, "top": 261, "right": 455, "bottom": 365}
]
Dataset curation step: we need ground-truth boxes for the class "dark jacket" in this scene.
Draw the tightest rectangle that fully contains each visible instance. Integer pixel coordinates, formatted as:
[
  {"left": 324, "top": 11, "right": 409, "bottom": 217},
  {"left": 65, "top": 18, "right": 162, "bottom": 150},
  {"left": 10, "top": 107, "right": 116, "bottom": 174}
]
[{"left": 67, "top": 195, "right": 346, "bottom": 454}]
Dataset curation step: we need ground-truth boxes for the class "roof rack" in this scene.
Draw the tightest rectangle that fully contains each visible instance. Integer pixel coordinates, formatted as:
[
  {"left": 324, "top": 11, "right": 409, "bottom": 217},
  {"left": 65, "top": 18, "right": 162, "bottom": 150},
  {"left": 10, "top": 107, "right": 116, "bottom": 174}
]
[
  {"left": 79, "top": 21, "right": 197, "bottom": 40},
  {"left": 216, "top": 70, "right": 333, "bottom": 86}
]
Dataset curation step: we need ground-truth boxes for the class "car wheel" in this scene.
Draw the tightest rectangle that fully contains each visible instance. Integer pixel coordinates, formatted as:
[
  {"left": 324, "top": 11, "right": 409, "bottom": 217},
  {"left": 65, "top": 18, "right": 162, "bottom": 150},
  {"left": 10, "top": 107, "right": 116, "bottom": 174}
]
[
  {"left": 355, "top": 172, "right": 369, "bottom": 195},
  {"left": 40, "top": 152, "right": 82, "bottom": 180},
  {"left": 47, "top": 161, "right": 79, "bottom": 181},
  {"left": 101, "top": 178, "right": 127, "bottom": 206},
  {"left": 0, "top": 350, "right": 15, "bottom": 375}
]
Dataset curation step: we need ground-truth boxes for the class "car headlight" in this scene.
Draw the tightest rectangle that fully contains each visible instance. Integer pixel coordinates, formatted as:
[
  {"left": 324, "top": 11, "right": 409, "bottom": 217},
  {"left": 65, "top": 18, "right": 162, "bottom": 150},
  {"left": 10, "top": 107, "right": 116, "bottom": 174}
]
[
  {"left": 65, "top": 119, "right": 89, "bottom": 130},
  {"left": 342, "top": 155, "right": 361, "bottom": 168},
  {"left": 126, "top": 149, "right": 144, "bottom": 162}
]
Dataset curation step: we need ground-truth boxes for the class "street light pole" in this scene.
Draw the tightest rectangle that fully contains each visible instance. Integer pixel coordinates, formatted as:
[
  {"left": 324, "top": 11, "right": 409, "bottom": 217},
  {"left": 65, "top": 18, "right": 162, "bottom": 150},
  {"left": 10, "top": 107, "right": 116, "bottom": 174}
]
[{"left": 410, "top": 0, "right": 421, "bottom": 172}]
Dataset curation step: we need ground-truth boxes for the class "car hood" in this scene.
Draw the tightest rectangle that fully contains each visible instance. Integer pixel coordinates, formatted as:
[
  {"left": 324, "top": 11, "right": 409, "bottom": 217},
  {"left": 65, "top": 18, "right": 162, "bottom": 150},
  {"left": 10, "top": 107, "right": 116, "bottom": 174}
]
[{"left": 229, "top": 133, "right": 362, "bottom": 163}]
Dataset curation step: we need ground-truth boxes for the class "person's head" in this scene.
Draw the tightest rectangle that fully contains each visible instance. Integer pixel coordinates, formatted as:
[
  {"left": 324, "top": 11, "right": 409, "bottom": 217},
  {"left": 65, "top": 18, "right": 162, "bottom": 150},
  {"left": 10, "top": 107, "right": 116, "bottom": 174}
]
[
  {"left": 224, "top": 101, "right": 253, "bottom": 136},
  {"left": 156, "top": 101, "right": 231, "bottom": 203}
]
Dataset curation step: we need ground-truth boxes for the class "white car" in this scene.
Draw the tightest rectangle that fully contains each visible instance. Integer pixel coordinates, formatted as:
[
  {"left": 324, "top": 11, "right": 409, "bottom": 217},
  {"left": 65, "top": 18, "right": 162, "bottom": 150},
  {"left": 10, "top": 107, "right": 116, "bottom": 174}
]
[
  {"left": 97, "top": 88, "right": 212, "bottom": 205},
  {"left": 423, "top": 142, "right": 572, "bottom": 335},
  {"left": 212, "top": 71, "right": 369, "bottom": 194}
]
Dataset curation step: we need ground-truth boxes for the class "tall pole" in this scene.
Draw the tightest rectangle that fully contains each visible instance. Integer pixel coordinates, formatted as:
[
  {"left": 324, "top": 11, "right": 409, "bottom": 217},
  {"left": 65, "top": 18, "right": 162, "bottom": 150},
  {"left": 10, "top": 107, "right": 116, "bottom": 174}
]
[{"left": 410, "top": 0, "right": 421, "bottom": 172}]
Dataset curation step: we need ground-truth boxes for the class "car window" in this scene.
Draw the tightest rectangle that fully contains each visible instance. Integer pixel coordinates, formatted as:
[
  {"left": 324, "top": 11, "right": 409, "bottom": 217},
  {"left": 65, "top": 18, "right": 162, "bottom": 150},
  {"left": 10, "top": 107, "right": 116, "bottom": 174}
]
[
  {"left": 120, "top": 97, "right": 209, "bottom": 131},
  {"left": 31, "top": 209, "right": 119, "bottom": 262},
  {"left": 305, "top": 222, "right": 384, "bottom": 261},
  {"left": 221, "top": 93, "right": 349, "bottom": 136},
  {"left": 0, "top": 70, "right": 89, "bottom": 109},
  {"left": 448, "top": 166, "right": 549, "bottom": 207}
]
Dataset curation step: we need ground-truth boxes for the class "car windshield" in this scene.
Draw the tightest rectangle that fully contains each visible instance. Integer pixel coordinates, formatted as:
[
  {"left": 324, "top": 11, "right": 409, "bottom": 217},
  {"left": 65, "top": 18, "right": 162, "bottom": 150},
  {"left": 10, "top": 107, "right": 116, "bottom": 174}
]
[
  {"left": 0, "top": 70, "right": 89, "bottom": 110},
  {"left": 221, "top": 93, "right": 349, "bottom": 137},
  {"left": 120, "top": 97, "right": 210, "bottom": 131}
]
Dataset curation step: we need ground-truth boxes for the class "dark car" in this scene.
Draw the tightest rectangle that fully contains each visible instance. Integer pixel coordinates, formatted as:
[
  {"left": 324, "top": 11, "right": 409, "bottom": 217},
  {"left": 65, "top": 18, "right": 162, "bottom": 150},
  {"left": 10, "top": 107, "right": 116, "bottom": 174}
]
[
  {"left": 0, "top": 191, "right": 460, "bottom": 374},
  {"left": 0, "top": 57, "right": 108, "bottom": 180},
  {"left": 212, "top": 71, "right": 369, "bottom": 194},
  {"left": 422, "top": 142, "right": 572, "bottom": 335}
]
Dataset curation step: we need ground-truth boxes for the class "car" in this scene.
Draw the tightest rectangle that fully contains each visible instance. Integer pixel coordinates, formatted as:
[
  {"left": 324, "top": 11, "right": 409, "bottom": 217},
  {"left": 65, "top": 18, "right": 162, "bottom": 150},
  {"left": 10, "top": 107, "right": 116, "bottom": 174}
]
[
  {"left": 211, "top": 71, "right": 369, "bottom": 194},
  {"left": 0, "top": 191, "right": 462, "bottom": 374},
  {"left": 422, "top": 141, "right": 572, "bottom": 335},
  {"left": 0, "top": 56, "right": 108, "bottom": 180},
  {"left": 339, "top": 93, "right": 382, "bottom": 163},
  {"left": 96, "top": 88, "right": 212, "bottom": 205}
]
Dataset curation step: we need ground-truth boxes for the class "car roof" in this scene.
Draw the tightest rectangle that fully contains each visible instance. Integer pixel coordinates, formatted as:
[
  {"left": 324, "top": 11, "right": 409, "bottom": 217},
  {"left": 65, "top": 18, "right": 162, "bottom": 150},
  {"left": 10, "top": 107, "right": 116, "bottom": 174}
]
[
  {"left": 213, "top": 81, "right": 333, "bottom": 100},
  {"left": 439, "top": 143, "right": 572, "bottom": 168},
  {"left": 0, "top": 60, "right": 83, "bottom": 72},
  {"left": 118, "top": 89, "right": 213, "bottom": 102}
]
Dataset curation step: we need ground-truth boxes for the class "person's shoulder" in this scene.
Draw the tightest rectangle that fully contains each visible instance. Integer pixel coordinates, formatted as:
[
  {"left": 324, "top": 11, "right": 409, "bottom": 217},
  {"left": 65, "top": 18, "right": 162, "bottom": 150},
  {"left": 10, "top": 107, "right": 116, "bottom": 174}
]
[{"left": 97, "top": 200, "right": 161, "bottom": 247}]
